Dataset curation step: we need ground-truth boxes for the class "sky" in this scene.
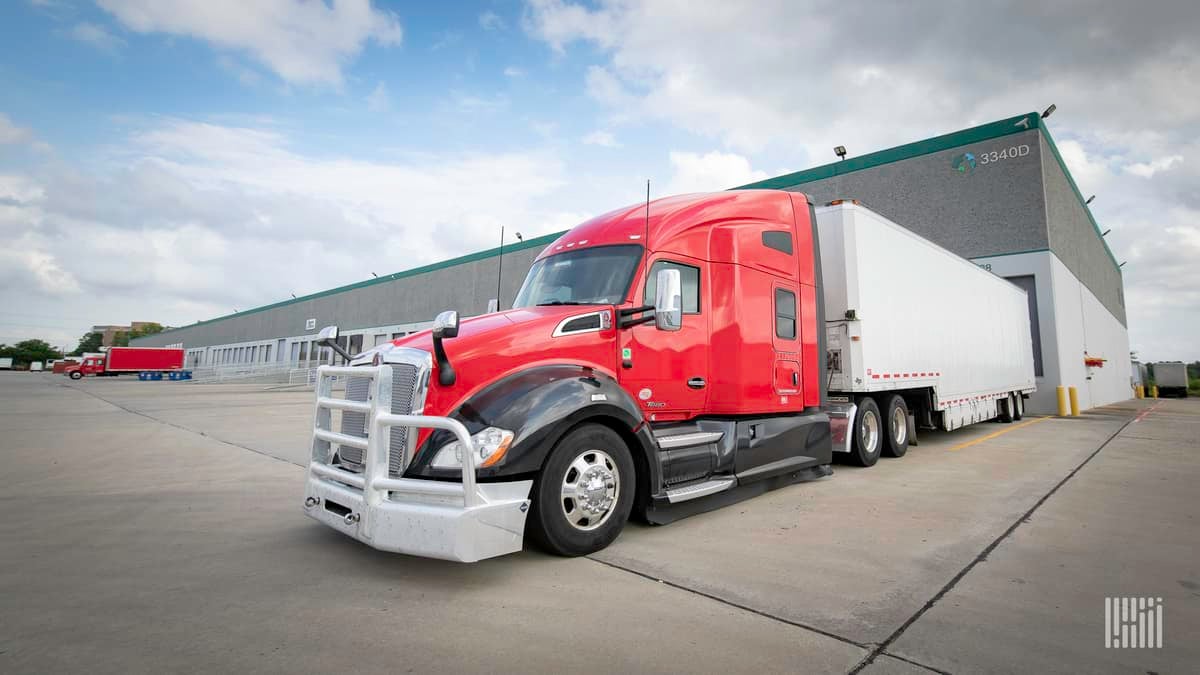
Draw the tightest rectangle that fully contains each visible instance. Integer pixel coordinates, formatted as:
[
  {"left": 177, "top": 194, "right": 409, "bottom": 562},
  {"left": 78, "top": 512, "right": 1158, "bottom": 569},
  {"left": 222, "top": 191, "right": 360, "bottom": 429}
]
[{"left": 0, "top": 0, "right": 1196, "bottom": 362}]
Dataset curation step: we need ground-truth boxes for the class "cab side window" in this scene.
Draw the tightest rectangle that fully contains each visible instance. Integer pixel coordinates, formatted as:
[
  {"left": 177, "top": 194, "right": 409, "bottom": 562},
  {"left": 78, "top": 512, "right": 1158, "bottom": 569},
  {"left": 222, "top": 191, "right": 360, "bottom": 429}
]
[
  {"left": 775, "top": 288, "right": 796, "bottom": 339},
  {"left": 644, "top": 261, "right": 701, "bottom": 314}
]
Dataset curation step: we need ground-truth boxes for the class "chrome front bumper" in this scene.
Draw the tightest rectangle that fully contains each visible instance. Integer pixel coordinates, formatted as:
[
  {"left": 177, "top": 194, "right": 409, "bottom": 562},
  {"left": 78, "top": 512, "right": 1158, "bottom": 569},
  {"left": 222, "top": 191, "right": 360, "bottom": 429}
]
[{"left": 303, "top": 365, "right": 532, "bottom": 562}]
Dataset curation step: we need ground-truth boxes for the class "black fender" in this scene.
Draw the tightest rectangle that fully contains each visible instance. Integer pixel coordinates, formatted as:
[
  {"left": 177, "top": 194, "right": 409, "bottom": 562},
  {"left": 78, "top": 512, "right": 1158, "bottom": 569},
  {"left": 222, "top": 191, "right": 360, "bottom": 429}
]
[{"left": 405, "top": 365, "right": 660, "bottom": 490}]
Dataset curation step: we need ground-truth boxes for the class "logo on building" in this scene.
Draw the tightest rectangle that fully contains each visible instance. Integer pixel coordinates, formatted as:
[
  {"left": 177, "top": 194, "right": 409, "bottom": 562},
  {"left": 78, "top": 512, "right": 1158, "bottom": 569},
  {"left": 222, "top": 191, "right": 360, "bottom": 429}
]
[
  {"left": 951, "top": 152, "right": 976, "bottom": 175},
  {"left": 1105, "top": 597, "right": 1163, "bottom": 648}
]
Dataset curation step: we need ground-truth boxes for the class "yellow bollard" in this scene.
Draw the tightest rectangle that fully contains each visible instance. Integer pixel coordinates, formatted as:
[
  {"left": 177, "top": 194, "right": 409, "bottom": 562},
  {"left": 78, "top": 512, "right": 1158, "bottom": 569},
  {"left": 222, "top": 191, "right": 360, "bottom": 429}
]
[
  {"left": 1056, "top": 386, "right": 1068, "bottom": 416},
  {"left": 1135, "top": 385, "right": 1144, "bottom": 399},
  {"left": 1151, "top": 385, "right": 1159, "bottom": 398},
  {"left": 1069, "top": 386, "right": 1080, "bottom": 416}
]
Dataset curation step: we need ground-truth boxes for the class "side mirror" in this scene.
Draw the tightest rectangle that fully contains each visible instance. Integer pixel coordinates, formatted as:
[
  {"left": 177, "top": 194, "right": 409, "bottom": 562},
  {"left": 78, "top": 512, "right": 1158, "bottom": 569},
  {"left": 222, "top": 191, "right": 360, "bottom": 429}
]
[
  {"left": 653, "top": 268, "right": 683, "bottom": 332},
  {"left": 317, "top": 325, "right": 339, "bottom": 345},
  {"left": 432, "top": 310, "right": 459, "bottom": 339}
]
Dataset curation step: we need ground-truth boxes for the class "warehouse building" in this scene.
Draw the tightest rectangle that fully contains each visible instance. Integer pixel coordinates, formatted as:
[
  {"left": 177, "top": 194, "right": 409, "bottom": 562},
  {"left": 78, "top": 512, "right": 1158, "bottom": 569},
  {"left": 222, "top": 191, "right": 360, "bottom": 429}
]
[
  {"left": 135, "top": 234, "right": 558, "bottom": 371},
  {"left": 135, "top": 111, "right": 1129, "bottom": 413}
]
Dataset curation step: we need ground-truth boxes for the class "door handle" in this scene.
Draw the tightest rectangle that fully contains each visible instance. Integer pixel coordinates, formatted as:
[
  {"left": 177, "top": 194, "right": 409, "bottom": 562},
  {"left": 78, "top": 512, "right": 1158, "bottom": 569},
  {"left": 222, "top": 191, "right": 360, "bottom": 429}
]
[
  {"left": 792, "top": 372, "right": 799, "bottom": 386},
  {"left": 687, "top": 377, "right": 706, "bottom": 390}
]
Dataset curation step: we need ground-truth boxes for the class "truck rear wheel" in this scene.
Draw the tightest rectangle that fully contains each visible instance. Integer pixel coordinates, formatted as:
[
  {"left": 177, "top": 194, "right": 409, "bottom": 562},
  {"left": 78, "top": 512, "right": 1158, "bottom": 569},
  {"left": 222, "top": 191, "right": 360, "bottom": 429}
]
[
  {"left": 882, "top": 394, "right": 909, "bottom": 458},
  {"left": 1012, "top": 393, "right": 1024, "bottom": 420},
  {"left": 847, "top": 397, "right": 882, "bottom": 467},
  {"left": 528, "top": 423, "right": 635, "bottom": 557},
  {"left": 68, "top": 371, "right": 83, "bottom": 380}
]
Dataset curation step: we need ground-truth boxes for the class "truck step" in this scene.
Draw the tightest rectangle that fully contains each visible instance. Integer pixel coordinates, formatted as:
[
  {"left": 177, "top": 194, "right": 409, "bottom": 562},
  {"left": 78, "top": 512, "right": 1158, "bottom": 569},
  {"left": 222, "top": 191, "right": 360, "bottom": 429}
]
[
  {"left": 665, "top": 476, "right": 736, "bottom": 503},
  {"left": 654, "top": 430, "right": 724, "bottom": 450}
]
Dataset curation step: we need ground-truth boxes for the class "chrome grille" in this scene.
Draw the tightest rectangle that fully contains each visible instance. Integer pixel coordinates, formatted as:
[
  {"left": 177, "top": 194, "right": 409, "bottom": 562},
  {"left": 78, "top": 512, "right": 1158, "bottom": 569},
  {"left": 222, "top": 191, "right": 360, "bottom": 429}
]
[
  {"left": 337, "top": 376, "right": 371, "bottom": 467},
  {"left": 334, "top": 364, "right": 420, "bottom": 476},
  {"left": 387, "top": 363, "right": 419, "bottom": 477}
]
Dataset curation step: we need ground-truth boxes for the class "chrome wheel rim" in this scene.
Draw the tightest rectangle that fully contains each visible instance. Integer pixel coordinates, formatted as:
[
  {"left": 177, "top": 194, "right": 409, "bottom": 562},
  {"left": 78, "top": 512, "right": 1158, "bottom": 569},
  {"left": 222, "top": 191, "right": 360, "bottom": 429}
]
[
  {"left": 892, "top": 406, "right": 907, "bottom": 445},
  {"left": 561, "top": 449, "right": 620, "bottom": 531},
  {"left": 861, "top": 410, "right": 880, "bottom": 455}
]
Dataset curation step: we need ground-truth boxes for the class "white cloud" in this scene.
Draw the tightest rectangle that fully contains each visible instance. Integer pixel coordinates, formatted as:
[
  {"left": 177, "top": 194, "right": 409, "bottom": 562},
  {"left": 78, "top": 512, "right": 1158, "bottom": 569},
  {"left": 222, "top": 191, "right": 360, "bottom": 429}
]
[
  {"left": 479, "top": 11, "right": 505, "bottom": 31},
  {"left": 581, "top": 130, "right": 619, "bottom": 147},
  {"left": 0, "top": 113, "right": 34, "bottom": 145},
  {"left": 665, "top": 151, "right": 766, "bottom": 194},
  {"left": 68, "top": 22, "right": 126, "bottom": 53},
  {"left": 0, "top": 119, "right": 585, "bottom": 346},
  {"left": 366, "top": 81, "right": 390, "bottom": 112},
  {"left": 96, "top": 0, "right": 402, "bottom": 85},
  {"left": 1125, "top": 154, "right": 1183, "bottom": 178},
  {"left": 503, "top": 66, "right": 525, "bottom": 78}
]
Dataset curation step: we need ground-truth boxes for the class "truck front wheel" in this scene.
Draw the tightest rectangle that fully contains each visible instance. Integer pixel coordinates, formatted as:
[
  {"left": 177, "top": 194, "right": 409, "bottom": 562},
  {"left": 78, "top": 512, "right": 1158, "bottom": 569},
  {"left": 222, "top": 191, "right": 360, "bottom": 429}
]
[
  {"left": 68, "top": 371, "right": 83, "bottom": 380},
  {"left": 528, "top": 423, "right": 635, "bottom": 557},
  {"left": 847, "top": 397, "right": 882, "bottom": 467}
]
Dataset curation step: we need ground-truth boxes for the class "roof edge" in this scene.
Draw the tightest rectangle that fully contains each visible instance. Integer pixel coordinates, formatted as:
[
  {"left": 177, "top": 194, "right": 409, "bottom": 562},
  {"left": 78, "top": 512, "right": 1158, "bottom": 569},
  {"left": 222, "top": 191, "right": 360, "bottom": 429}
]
[{"left": 733, "top": 112, "right": 1040, "bottom": 190}]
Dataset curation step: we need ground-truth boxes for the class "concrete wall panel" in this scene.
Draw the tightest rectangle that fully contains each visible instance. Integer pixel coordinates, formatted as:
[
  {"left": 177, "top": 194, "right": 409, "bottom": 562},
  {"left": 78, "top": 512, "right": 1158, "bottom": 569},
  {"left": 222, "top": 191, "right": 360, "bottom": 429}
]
[
  {"left": 1039, "top": 135, "right": 1127, "bottom": 325},
  {"left": 779, "top": 129, "right": 1048, "bottom": 260}
]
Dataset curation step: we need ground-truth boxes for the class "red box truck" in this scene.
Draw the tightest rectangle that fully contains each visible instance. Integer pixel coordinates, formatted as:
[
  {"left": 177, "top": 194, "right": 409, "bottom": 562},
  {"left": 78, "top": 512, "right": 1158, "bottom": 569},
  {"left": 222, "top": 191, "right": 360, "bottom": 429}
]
[{"left": 65, "top": 347, "right": 185, "bottom": 380}]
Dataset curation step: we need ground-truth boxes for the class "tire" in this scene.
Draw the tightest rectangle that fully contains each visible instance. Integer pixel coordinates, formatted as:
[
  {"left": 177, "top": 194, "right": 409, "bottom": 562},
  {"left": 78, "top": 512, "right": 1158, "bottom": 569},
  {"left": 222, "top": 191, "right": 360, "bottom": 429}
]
[
  {"left": 847, "top": 396, "right": 882, "bottom": 467},
  {"left": 882, "top": 394, "right": 909, "bottom": 458},
  {"left": 68, "top": 371, "right": 83, "bottom": 380},
  {"left": 997, "top": 394, "right": 1014, "bottom": 423},
  {"left": 528, "top": 423, "right": 636, "bottom": 557},
  {"left": 1012, "top": 393, "right": 1024, "bottom": 421}
]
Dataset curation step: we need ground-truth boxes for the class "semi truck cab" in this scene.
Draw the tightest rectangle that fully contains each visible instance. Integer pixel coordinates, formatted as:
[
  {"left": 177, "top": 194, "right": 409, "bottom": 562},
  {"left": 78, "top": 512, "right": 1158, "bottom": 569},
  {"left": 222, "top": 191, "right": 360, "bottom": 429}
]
[{"left": 303, "top": 190, "right": 838, "bottom": 561}]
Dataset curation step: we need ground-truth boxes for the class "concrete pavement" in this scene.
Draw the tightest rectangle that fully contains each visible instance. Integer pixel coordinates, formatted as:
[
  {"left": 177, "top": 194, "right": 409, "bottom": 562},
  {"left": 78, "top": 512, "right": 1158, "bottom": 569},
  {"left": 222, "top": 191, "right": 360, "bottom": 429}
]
[{"left": 1, "top": 373, "right": 1196, "bottom": 673}]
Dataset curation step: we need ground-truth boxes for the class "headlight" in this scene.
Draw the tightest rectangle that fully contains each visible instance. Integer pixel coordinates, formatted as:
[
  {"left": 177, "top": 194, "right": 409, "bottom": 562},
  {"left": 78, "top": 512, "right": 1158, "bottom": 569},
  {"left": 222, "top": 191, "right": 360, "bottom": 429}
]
[{"left": 430, "top": 427, "right": 514, "bottom": 469}]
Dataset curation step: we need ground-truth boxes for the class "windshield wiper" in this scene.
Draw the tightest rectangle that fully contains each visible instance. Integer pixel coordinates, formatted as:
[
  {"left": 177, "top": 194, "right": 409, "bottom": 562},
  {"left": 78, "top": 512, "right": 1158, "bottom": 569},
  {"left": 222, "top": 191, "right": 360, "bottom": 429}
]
[{"left": 536, "top": 301, "right": 586, "bottom": 306}]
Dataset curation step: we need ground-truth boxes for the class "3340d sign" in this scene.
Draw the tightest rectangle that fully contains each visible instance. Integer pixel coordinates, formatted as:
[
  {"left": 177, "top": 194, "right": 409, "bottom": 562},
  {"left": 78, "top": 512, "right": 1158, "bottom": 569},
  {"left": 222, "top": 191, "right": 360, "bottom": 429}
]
[{"left": 952, "top": 144, "right": 1031, "bottom": 175}]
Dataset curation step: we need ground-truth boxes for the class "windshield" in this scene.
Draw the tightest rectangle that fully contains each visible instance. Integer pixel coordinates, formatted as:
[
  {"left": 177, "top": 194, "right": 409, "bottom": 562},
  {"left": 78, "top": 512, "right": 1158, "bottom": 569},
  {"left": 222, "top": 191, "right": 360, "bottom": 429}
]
[{"left": 513, "top": 244, "right": 643, "bottom": 308}]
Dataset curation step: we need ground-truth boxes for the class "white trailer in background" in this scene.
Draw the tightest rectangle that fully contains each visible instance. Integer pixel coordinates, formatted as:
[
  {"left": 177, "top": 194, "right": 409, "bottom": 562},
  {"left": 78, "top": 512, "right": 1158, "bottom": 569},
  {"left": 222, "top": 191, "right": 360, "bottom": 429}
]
[
  {"left": 1153, "top": 362, "right": 1189, "bottom": 398},
  {"left": 0, "top": 357, "right": 12, "bottom": 369},
  {"left": 817, "top": 201, "right": 1036, "bottom": 466}
]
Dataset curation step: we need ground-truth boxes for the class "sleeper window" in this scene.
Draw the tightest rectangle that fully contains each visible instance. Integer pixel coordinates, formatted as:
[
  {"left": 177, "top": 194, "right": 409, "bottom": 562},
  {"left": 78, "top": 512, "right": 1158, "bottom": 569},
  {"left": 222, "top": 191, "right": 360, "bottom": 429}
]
[{"left": 775, "top": 288, "right": 797, "bottom": 339}]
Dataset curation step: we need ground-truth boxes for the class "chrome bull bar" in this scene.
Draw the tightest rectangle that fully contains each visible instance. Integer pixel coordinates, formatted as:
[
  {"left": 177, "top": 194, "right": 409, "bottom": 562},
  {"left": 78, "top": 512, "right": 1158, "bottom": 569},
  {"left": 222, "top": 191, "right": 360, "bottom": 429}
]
[{"left": 304, "top": 365, "right": 532, "bottom": 562}]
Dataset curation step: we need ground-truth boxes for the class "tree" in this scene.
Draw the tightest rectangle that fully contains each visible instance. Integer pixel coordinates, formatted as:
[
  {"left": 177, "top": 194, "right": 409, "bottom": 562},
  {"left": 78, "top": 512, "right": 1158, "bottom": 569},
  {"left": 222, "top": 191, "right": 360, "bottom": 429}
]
[
  {"left": 113, "top": 323, "right": 165, "bottom": 347},
  {"left": 70, "top": 332, "right": 103, "bottom": 356},
  {"left": 0, "top": 339, "right": 61, "bottom": 366}
]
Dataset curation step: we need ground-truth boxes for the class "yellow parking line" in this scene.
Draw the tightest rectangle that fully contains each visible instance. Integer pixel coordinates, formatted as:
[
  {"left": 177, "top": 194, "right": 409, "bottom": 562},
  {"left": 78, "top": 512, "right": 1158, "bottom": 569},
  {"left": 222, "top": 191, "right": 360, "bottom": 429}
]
[{"left": 949, "top": 416, "right": 1049, "bottom": 451}]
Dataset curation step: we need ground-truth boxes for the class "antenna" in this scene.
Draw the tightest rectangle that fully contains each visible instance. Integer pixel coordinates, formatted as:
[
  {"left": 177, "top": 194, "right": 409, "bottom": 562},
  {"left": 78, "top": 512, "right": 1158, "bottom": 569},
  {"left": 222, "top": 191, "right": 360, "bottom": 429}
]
[
  {"left": 644, "top": 179, "right": 650, "bottom": 245},
  {"left": 495, "top": 225, "right": 504, "bottom": 312}
]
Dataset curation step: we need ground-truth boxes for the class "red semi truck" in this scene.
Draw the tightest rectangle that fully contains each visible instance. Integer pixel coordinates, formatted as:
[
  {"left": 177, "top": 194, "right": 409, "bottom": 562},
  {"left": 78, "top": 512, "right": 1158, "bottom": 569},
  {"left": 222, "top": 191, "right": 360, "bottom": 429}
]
[
  {"left": 64, "top": 347, "right": 186, "bottom": 380},
  {"left": 302, "top": 190, "right": 1034, "bottom": 561}
]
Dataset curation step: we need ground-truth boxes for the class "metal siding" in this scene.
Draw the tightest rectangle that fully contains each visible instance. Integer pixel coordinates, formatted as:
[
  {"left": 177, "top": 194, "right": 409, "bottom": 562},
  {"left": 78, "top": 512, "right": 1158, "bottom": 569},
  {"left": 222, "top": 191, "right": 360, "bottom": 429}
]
[
  {"left": 775, "top": 130, "right": 1048, "bottom": 261},
  {"left": 1039, "top": 135, "right": 1127, "bottom": 325},
  {"left": 132, "top": 246, "right": 544, "bottom": 349}
]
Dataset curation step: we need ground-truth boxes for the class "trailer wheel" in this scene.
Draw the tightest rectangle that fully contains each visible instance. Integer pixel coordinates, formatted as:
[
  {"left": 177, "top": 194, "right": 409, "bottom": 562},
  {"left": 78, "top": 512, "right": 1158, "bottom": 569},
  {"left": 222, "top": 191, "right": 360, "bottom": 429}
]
[
  {"left": 528, "top": 423, "right": 635, "bottom": 557},
  {"left": 1012, "top": 393, "right": 1024, "bottom": 421},
  {"left": 997, "top": 395, "right": 1014, "bottom": 423},
  {"left": 68, "top": 371, "right": 83, "bottom": 380},
  {"left": 847, "top": 397, "right": 882, "bottom": 467},
  {"left": 882, "top": 395, "right": 909, "bottom": 458}
]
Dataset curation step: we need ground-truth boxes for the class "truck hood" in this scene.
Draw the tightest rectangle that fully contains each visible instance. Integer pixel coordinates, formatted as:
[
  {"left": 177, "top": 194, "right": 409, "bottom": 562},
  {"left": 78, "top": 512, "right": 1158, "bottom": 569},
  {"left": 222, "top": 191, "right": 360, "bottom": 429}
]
[{"left": 350, "top": 305, "right": 612, "bottom": 369}]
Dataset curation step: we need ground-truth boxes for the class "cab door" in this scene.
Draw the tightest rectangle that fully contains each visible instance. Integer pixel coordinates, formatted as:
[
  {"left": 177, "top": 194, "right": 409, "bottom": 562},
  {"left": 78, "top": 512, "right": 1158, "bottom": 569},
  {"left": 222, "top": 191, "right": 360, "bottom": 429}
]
[
  {"left": 619, "top": 255, "right": 709, "bottom": 421},
  {"left": 771, "top": 282, "right": 803, "bottom": 404}
]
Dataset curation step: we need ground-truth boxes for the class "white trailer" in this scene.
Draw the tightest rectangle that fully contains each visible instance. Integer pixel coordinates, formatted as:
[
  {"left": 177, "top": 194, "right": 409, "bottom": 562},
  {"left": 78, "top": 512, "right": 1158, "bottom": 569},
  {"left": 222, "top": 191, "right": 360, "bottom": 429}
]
[
  {"left": 1153, "top": 362, "right": 1189, "bottom": 398},
  {"left": 818, "top": 202, "right": 1036, "bottom": 466},
  {"left": 0, "top": 357, "right": 12, "bottom": 370}
]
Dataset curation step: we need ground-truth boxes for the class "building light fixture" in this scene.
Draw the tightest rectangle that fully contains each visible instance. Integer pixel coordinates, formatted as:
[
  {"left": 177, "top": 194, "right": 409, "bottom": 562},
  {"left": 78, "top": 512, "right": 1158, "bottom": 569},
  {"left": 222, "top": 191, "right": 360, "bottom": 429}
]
[
  {"left": 1041, "top": 104, "right": 1057, "bottom": 119},
  {"left": 834, "top": 145, "right": 847, "bottom": 160}
]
